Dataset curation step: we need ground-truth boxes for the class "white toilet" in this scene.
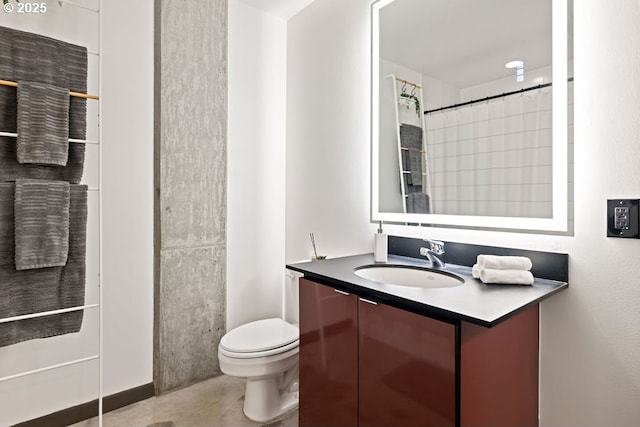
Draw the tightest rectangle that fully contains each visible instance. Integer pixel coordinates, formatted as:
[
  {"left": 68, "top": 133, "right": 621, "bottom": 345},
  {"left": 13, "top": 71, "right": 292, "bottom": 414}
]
[
  {"left": 219, "top": 270, "right": 302, "bottom": 422},
  {"left": 218, "top": 317, "right": 299, "bottom": 422}
]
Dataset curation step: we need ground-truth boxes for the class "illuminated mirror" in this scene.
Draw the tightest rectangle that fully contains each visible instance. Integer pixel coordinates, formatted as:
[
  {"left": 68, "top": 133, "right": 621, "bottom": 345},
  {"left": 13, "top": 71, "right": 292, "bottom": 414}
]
[{"left": 371, "top": 0, "right": 573, "bottom": 231}]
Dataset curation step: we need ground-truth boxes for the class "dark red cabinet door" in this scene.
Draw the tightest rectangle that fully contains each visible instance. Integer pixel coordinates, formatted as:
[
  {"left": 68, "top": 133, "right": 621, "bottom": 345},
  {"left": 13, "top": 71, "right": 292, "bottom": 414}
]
[
  {"left": 358, "top": 299, "right": 456, "bottom": 427},
  {"left": 299, "top": 278, "right": 358, "bottom": 427},
  {"left": 460, "top": 305, "right": 539, "bottom": 427}
]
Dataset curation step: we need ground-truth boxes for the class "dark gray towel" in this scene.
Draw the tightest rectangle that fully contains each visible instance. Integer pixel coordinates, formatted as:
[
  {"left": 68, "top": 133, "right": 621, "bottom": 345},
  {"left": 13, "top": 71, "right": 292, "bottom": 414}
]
[
  {"left": 0, "top": 136, "right": 85, "bottom": 183},
  {"left": 0, "top": 25, "right": 87, "bottom": 182},
  {"left": 406, "top": 183, "right": 423, "bottom": 194},
  {"left": 17, "top": 81, "right": 70, "bottom": 165},
  {"left": 401, "top": 149, "right": 412, "bottom": 186},
  {"left": 400, "top": 124, "right": 424, "bottom": 185},
  {"left": 0, "top": 25, "right": 87, "bottom": 138},
  {"left": 15, "top": 179, "right": 70, "bottom": 270},
  {"left": 407, "top": 192, "right": 430, "bottom": 213},
  {"left": 0, "top": 183, "right": 87, "bottom": 347},
  {"left": 408, "top": 147, "right": 423, "bottom": 184}
]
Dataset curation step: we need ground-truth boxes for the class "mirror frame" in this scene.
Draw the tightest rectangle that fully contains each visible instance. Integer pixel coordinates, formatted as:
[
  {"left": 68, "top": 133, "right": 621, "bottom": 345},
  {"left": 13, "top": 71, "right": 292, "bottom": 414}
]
[{"left": 371, "top": 0, "right": 569, "bottom": 232}]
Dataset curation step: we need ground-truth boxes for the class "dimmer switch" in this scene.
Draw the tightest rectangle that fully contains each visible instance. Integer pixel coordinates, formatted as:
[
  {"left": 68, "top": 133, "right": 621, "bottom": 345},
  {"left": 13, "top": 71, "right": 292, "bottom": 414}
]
[{"left": 607, "top": 199, "right": 640, "bottom": 238}]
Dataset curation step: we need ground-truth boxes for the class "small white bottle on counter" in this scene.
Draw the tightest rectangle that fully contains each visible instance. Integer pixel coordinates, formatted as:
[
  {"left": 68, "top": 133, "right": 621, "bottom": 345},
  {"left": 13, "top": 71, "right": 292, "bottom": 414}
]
[{"left": 374, "top": 221, "right": 388, "bottom": 263}]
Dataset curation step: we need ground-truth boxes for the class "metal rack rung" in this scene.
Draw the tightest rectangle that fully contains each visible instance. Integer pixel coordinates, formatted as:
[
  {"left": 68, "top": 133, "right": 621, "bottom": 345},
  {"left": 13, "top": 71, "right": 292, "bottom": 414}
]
[{"left": 0, "top": 355, "right": 99, "bottom": 383}]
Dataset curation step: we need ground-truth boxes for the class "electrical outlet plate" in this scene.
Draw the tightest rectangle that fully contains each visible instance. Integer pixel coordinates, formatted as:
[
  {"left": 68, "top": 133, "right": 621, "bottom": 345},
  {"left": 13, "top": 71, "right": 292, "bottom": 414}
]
[{"left": 607, "top": 199, "right": 640, "bottom": 238}]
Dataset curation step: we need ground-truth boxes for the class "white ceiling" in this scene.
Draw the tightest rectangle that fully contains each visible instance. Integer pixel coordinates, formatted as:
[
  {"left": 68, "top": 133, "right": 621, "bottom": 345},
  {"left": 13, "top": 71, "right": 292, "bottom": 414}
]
[
  {"left": 379, "top": 0, "right": 555, "bottom": 88},
  {"left": 237, "top": 0, "right": 568, "bottom": 89},
  {"left": 237, "top": 0, "right": 317, "bottom": 20}
]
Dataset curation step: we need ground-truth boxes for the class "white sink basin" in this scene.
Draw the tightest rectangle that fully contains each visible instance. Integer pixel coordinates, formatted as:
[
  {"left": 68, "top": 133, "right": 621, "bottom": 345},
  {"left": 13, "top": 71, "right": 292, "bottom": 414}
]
[{"left": 354, "top": 265, "right": 464, "bottom": 289}]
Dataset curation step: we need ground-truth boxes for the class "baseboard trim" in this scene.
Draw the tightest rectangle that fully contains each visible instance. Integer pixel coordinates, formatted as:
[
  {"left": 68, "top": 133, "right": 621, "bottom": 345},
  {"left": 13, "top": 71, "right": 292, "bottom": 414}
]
[{"left": 13, "top": 382, "right": 155, "bottom": 427}]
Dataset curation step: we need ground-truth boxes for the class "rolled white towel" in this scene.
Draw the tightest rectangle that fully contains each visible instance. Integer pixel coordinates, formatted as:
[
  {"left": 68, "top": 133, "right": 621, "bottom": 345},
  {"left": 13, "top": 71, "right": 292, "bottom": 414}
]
[
  {"left": 477, "top": 254, "right": 532, "bottom": 271},
  {"left": 479, "top": 268, "right": 534, "bottom": 285},
  {"left": 472, "top": 263, "right": 481, "bottom": 279}
]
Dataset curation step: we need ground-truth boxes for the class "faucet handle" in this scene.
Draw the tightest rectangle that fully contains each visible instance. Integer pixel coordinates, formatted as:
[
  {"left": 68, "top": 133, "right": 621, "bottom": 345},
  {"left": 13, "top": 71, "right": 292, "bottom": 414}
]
[{"left": 423, "top": 238, "right": 445, "bottom": 255}]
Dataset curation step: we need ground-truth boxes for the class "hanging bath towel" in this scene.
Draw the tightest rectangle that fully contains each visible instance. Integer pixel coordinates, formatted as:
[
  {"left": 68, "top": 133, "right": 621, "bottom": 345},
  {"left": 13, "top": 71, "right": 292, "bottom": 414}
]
[
  {"left": 17, "top": 81, "right": 70, "bottom": 166},
  {"left": 0, "top": 25, "right": 87, "bottom": 183},
  {"left": 400, "top": 124, "right": 424, "bottom": 186},
  {"left": 0, "top": 183, "right": 87, "bottom": 347},
  {"left": 14, "top": 179, "right": 70, "bottom": 270}
]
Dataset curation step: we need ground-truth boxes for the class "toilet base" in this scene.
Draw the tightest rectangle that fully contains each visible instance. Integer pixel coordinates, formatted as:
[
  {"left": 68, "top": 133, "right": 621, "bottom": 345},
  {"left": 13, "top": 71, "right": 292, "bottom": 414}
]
[{"left": 243, "top": 370, "right": 299, "bottom": 423}]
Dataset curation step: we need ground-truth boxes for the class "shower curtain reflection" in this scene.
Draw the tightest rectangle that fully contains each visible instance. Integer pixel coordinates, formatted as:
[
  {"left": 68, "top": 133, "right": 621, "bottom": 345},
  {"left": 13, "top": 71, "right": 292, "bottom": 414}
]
[{"left": 425, "top": 86, "right": 553, "bottom": 218}]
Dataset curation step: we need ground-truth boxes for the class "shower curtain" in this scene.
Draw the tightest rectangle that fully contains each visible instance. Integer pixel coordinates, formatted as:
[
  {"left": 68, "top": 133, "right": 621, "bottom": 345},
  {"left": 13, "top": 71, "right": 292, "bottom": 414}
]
[{"left": 425, "top": 86, "right": 553, "bottom": 218}]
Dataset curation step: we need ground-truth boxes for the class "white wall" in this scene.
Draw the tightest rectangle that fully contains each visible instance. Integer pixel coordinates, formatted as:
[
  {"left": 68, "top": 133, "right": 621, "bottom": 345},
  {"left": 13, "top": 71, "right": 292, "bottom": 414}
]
[
  {"left": 286, "top": 0, "right": 374, "bottom": 263},
  {"left": 286, "top": 0, "right": 640, "bottom": 425},
  {"left": 422, "top": 72, "right": 459, "bottom": 111},
  {"left": 101, "top": 0, "right": 154, "bottom": 398},
  {"left": 227, "top": 1, "right": 288, "bottom": 330},
  {"left": 0, "top": 0, "right": 153, "bottom": 424},
  {"left": 536, "top": 2, "right": 640, "bottom": 424}
]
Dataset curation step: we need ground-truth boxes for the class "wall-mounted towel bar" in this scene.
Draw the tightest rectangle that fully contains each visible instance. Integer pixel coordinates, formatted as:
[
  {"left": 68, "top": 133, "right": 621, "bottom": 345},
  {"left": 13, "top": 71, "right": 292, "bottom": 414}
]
[{"left": 0, "top": 79, "right": 99, "bottom": 100}]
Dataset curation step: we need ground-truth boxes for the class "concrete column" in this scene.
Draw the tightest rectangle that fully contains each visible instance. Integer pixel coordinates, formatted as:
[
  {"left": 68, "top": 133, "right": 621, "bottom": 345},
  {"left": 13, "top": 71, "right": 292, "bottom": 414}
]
[{"left": 154, "top": 0, "right": 227, "bottom": 393}]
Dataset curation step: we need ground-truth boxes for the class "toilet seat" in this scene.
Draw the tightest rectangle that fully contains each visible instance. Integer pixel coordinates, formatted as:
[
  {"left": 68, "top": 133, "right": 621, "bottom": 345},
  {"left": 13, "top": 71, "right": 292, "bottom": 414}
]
[
  {"left": 219, "top": 340, "right": 299, "bottom": 359},
  {"left": 220, "top": 318, "right": 299, "bottom": 359}
]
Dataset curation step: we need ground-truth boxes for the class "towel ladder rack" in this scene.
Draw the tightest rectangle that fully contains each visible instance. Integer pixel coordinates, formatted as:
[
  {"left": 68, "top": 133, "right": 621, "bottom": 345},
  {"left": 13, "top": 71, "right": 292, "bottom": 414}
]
[
  {"left": 0, "top": 79, "right": 99, "bottom": 100},
  {"left": 0, "top": 1, "right": 104, "bottom": 425},
  {"left": 387, "top": 74, "right": 432, "bottom": 214}
]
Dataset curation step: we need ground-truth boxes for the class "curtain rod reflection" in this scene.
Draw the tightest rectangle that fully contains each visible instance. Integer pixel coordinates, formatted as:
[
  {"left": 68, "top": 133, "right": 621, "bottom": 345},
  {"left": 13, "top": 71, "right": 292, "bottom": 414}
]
[{"left": 424, "top": 77, "right": 574, "bottom": 115}]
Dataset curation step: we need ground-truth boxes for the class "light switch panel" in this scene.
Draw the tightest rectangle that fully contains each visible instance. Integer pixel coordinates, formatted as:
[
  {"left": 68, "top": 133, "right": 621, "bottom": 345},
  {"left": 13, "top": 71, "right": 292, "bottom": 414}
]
[{"left": 607, "top": 199, "right": 640, "bottom": 238}]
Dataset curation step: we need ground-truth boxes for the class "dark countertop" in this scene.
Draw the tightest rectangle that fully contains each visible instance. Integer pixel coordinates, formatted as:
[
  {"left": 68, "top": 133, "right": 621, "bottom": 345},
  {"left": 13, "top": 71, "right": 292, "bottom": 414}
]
[{"left": 287, "top": 253, "right": 568, "bottom": 327}]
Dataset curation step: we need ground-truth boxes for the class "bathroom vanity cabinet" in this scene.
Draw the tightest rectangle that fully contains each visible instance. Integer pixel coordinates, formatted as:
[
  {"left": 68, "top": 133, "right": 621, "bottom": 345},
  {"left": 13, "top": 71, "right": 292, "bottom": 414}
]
[{"left": 299, "top": 277, "right": 539, "bottom": 427}]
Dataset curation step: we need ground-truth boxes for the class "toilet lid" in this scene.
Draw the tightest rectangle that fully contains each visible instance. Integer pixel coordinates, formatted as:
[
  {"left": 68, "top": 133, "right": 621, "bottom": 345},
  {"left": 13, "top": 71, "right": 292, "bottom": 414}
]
[{"left": 220, "top": 318, "right": 299, "bottom": 353}]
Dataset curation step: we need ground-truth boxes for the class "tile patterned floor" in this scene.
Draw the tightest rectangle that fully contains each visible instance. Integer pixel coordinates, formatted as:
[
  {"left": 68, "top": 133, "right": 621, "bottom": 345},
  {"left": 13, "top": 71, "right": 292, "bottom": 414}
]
[{"left": 69, "top": 375, "right": 298, "bottom": 427}]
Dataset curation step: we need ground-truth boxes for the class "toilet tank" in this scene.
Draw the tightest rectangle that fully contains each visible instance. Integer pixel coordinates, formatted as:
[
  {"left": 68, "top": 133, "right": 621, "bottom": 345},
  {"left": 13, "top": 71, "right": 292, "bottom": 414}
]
[{"left": 284, "top": 269, "right": 302, "bottom": 326}]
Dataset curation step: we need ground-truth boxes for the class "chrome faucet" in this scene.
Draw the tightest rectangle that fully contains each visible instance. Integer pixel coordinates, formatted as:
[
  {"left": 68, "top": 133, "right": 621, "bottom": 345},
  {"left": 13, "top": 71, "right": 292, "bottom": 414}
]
[{"left": 419, "top": 239, "right": 445, "bottom": 268}]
